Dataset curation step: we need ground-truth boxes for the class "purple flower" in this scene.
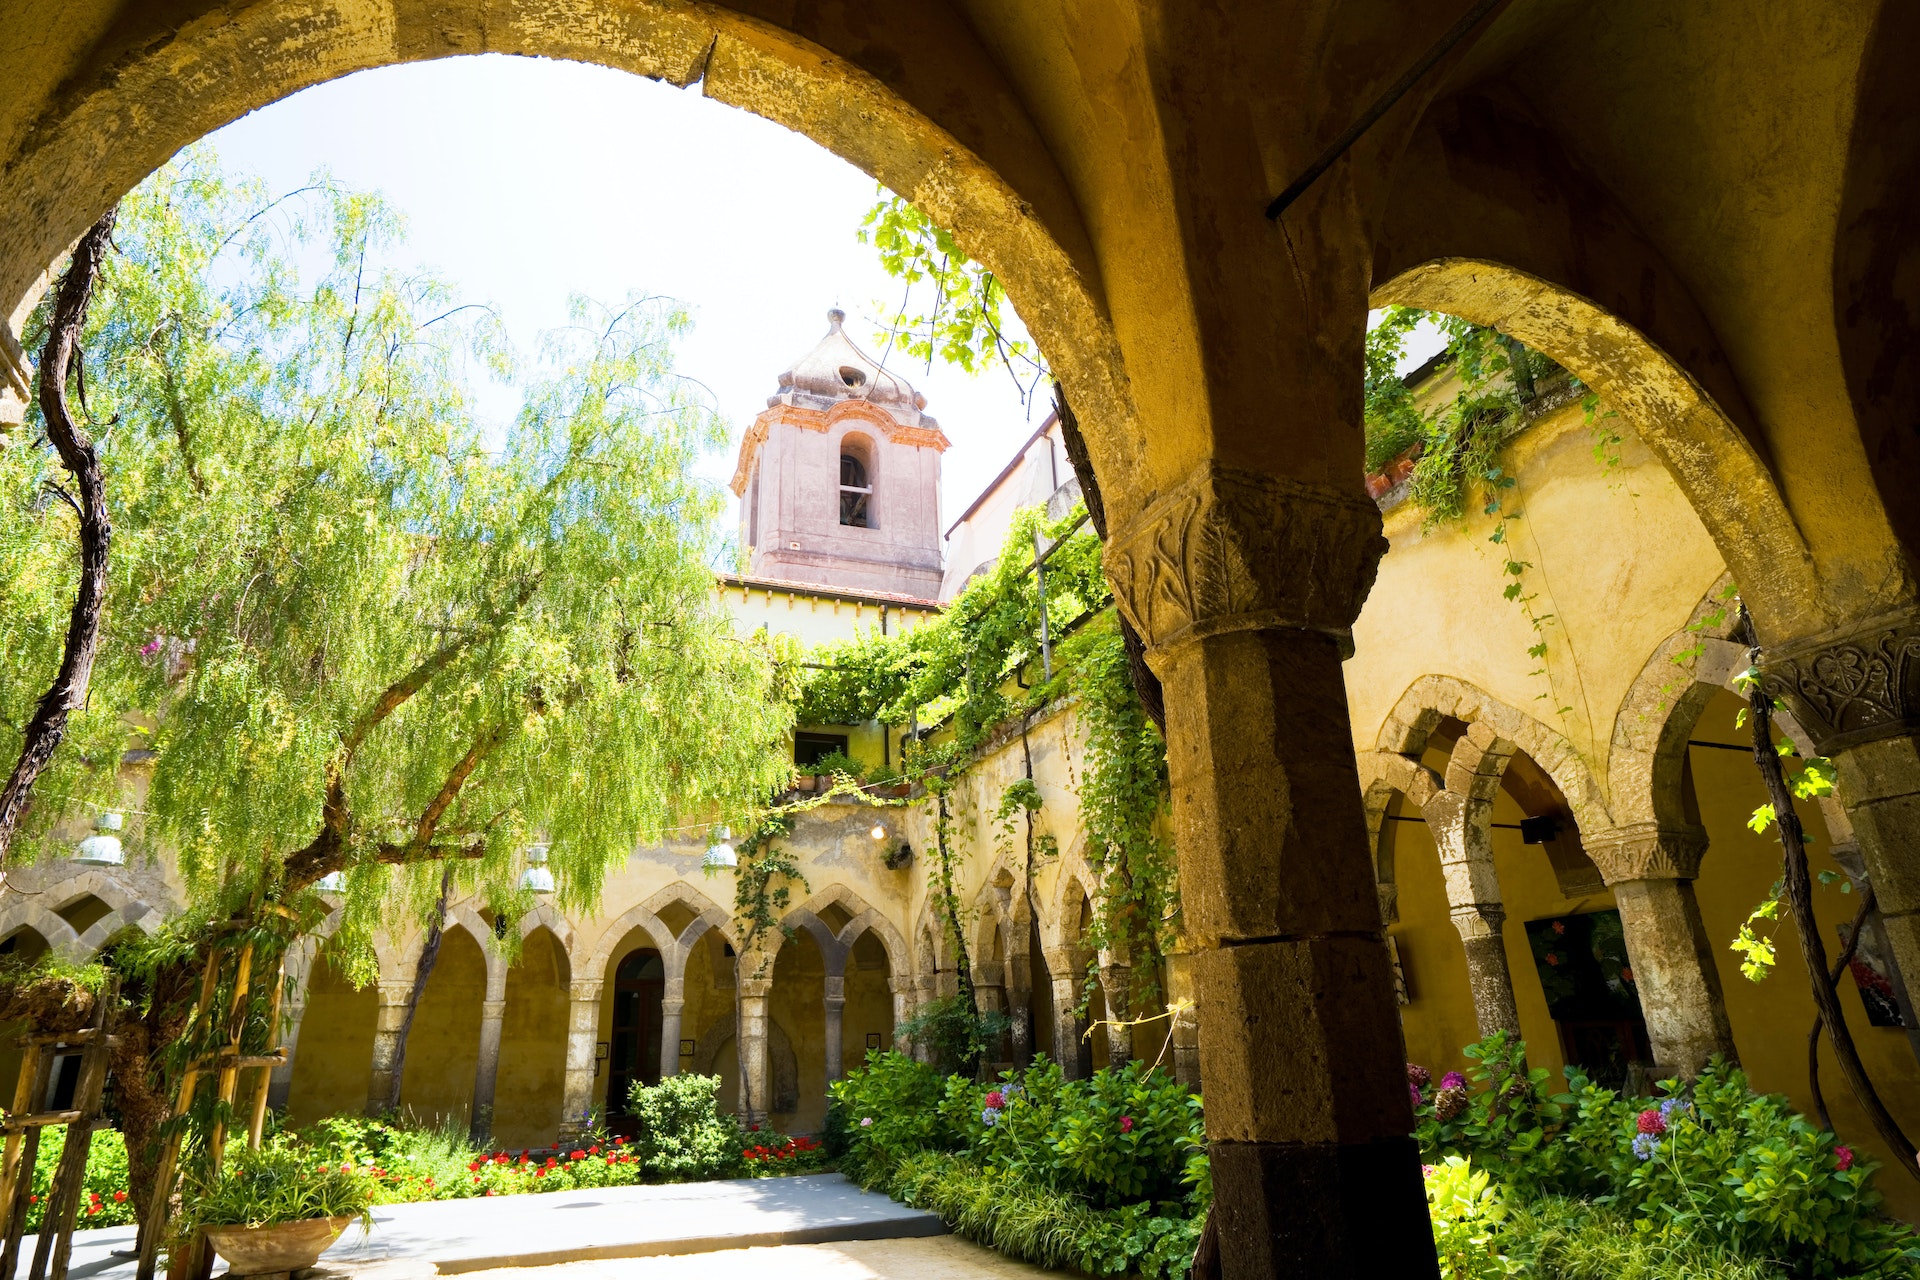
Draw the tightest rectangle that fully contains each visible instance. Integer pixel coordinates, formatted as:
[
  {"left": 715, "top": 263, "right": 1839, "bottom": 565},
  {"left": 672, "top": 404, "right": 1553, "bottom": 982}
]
[
  {"left": 139, "top": 637, "right": 163, "bottom": 659},
  {"left": 1406, "top": 1064, "right": 1431, "bottom": 1091},
  {"left": 1658, "top": 1097, "right": 1688, "bottom": 1120},
  {"left": 1409, "top": 1082, "right": 1422, "bottom": 1107},
  {"left": 981, "top": 1108, "right": 1000, "bottom": 1127},
  {"left": 1632, "top": 1133, "right": 1659, "bottom": 1161},
  {"left": 1439, "top": 1071, "right": 1466, "bottom": 1091}
]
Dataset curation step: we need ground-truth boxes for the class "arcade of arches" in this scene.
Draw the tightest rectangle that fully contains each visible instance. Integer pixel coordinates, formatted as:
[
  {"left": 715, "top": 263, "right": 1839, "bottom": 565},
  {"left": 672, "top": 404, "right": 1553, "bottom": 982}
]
[{"left": 3, "top": 3, "right": 1920, "bottom": 1278}]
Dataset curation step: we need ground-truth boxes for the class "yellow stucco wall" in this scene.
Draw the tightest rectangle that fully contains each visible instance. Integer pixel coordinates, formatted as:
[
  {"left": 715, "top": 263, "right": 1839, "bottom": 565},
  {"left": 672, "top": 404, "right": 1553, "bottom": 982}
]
[
  {"left": 287, "top": 948, "right": 376, "bottom": 1128},
  {"left": 395, "top": 928, "right": 484, "bottom": 1134},
  {"left": 493, "top": 929, "right": 569, "bottom": 1152}
]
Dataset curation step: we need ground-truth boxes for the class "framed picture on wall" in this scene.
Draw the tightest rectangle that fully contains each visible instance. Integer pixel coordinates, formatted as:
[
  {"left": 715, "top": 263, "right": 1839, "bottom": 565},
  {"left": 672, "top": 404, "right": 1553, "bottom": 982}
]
[{"left": 1838, "top": 917, "right": 1915, "bottom": 1028}]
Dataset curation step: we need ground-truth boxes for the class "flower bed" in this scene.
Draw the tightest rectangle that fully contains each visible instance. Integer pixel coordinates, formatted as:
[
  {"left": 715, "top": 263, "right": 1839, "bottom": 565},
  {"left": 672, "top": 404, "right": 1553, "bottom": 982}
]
[
  {"left": 828, "top": 1053, "right": 1206, "bottom": 1280},
  {"left": 1410, "top": 1033, "right": 1920, "bottom": 1279}
]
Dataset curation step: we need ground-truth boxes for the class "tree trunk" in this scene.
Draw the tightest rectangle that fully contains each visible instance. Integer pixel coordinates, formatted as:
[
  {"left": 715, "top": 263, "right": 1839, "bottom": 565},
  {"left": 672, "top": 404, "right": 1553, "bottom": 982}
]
[
  {"left": 384, "top": 865, "right": 455, "bottom": 1115},
  {"left": 0, "top": 208, "right": 117, "bottom": 867}
]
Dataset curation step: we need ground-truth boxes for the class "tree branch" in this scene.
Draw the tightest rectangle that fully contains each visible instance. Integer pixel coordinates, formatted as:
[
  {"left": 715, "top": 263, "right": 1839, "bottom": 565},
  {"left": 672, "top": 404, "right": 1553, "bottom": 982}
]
[{"left": 0, "top": 208, "right": 119, "bottom": 868}]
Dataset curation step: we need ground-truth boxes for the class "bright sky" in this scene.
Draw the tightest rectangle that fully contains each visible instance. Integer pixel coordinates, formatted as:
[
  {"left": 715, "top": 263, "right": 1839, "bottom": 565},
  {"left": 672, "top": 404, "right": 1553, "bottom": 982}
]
[{"left": 203, "top": 54, "right": 1047, "bottom": 534}]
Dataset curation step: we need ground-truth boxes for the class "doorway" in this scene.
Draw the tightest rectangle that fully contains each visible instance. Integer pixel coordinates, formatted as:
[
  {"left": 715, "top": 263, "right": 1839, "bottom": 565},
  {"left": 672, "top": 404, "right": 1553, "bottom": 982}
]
[{"left": 608, "top": 949, "right": 665, "bottom": 1121}]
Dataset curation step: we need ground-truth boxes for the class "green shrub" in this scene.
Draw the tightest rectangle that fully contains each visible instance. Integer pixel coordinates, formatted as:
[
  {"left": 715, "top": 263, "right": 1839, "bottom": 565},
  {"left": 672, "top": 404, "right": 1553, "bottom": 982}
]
[
  {"left": 1424, "top": 1157, "right": 1519, "bottom": 1280},
  {"left": 1410, "top": 1039, "right": 1920, "bottom": 1279},
  {"left": 898, "top": 994, "right": 1011, "bottom": 1077},
  {"left": 628, "top": 1073, "right": 748, "bottom": 1181},
  {"left": 24, "top": 1127, "right": 138, "bottom": 1231},
  {"left": 186, "top": 1144, "right": 373, "bottom": 1229},
  {"left": 890, "top": 1151, "right": 1201, "bottom": 1280},
  {"left": 1500, "top": 1196, "right": 1787, "bottom": 1280},
  {"left": 831, "top": 1050, "right": 959, "bottom": 1187}
]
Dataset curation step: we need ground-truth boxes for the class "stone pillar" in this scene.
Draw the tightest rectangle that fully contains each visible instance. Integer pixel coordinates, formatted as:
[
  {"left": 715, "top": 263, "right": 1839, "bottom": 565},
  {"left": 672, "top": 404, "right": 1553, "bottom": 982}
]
[
  {"left": 366, "top": 980, "right": 413, "bottom": 1114},
  {"left": 1421, "top": 790, "right": 1522, "bottom": 1039},
  {"left": 1763, "top": 613, "right": 1920, "bottom": 1003},
  {"left": 557, "top": 978, "right": 603, "bottom": 1144},
  {"left": 889, "top": 976, "right": 912, "bottom": 1053},
  {"left": 1586, "top": 824, "right": 1735, "bottom": 1075},
  {"left": 1165, "top": 951, "right": 1201, "bottom": 1090},
  {"left": 823, "top": 975, "right": 846, "bottom": 1084},
  {"left": 265, "top": 996, "right": 305, "bottom": 1112},
  {"left": 468, "top": 998, "right": 506, "bottom": 1145},
  {"left": 737, "top": 976, "right": 771, "bottom": 1128},
  {"left": 1050, "top": 972, "right": 1083, "bottom": 1076},
  {"left": 658, "top": 985, "right": 685, "bottom": 1082},
  {"left": 1005, "top": 951, "right": 1033, "bottom": 1064},
  {"left": 1099, "top": 959, "right": 1133, "bottom": 1065},
  {"left": 1105, "top": 464, "right": 1431, "bottom": 1276}
]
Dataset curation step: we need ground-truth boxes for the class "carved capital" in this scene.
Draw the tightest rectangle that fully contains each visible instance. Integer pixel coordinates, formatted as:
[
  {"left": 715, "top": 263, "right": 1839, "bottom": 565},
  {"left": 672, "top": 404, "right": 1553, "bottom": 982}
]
[
  {"left": 1584, "top": 823, "right": 1707, "bottom": 885},
  {"left": 1103, "top": 464, "right": 1387, "bottom": 656},
  {"left": 1761, "top": 610, "right": 1920, "bottom": 755}
]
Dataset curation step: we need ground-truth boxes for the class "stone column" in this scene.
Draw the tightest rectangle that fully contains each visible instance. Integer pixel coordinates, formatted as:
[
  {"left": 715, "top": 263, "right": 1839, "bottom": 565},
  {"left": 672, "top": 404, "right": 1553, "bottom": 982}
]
[
  {"left": 1164, "top": 951, "right": 1201, "bottom": 1090},
  {"left": 467, "top": 998, "right": 506, "bottom": 1145},
  {"left": 1420, "top": 790, "right": 1522, "bottom": 1039},
  {"left": 1050, "top": 971, "right": 1083, "bottom": 1076},
  {"left": 1105, "top": 464, "right": 1431, "bottom": 1276},
  {"left": 1763, "top": 613, "right": 1920, "bottom": 1002},
  {"left": 557, "top": 978, "right": 604, "bottom": 1144},
  {"left": 1099, "top": 959, "right": 1133, "bottom": 1065},
  {"left": 658, "top": 983, "right": 685, "bottom": 1082},
  {"left": 1005, "top": 951, "right": 1033, "bottom": 1064},
  {"left": 736, "top": 976, "right": 771, "bottom": 1128},
  {"left": 365, "top": 980, "right": 413, "bottom": 1114},
  {"left": 889, "top": 976, "right": 913, "bottom": 1053},
  {"left": 823, "top": 975, "right": 847, "bottom": 1084},
  {"left": 265, "top": 996, "right": 305, "bottom": 1112},
  {"left": 1586, "top": 824, "right": 1735, "bottom": 1075}
]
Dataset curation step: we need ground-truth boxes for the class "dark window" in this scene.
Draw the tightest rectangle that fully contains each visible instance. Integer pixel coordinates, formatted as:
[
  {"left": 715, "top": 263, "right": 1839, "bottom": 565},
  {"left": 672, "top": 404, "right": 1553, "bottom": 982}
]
[
  {"left": 839, "top": 453, "right": 871, "bottom": 527},
  {"left": 795, "top": 732, "right": 850, "bottom": 768}
]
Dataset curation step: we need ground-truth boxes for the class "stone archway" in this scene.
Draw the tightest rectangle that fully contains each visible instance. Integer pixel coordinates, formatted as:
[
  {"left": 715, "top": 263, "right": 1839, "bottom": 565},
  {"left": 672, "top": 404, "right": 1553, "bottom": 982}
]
[{"left": 691, "top": 1012, "right": 798, "bottom": 1118}]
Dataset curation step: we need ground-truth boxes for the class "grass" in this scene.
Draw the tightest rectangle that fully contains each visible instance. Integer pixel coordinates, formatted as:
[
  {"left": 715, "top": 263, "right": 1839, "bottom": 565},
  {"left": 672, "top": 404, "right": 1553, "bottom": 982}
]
[{"left": 1501, "top": 1197, "right": 1788, "bottom": 1280}]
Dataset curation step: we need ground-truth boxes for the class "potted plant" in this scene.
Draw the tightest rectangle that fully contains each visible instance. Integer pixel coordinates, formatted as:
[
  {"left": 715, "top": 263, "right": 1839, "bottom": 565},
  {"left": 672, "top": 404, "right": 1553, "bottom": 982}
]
[{"left": 187, "top": 1145, "right": 372, "bottom": 1278}]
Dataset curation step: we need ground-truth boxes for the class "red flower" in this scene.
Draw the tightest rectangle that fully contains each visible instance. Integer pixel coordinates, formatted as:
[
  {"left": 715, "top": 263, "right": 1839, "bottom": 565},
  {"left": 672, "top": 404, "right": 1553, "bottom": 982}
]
[
  {"left": 486, "top": 1190, "right": 496, "bottom": 1197},
  {"left": 1119, "top": 1116, "right": 1134, "bottom": 1134},
  {"left": 113, "top": 1192, "right": 126, "bottom": 1203},
  {"left": 1545, "top": 953, "right": 1560, "bottom": 967},
  {"left": 614, "top": 1136, "right": 627, "bottom": 1145},
  {"left": 27, "top": 1197, "right": 35, "bottom": 1205},
  {"left": 424, "top": 1178, "right": 434, "bottom": 1186},
  {"left": 589, "top": 1146, "right": 601, "bottom": 1155},
  {"left": 984, "top": 1090, "right": 1005, "bottom": 1109},
  {"left": 534, "top": 1169, "right": 546, "bottom": 1178},
  {"left": 1637, "top": 1109, "right": 1667, "bottom": 1136},
  {"left": 1836, "top": 1145, "right": 1855, "bottom": 1171},
  {"left": 1551, "top": 921, "right": 1566, "bottom": 935},
  {"left": 86, "top": 1205, "right": 100, "bottom": 1216}
]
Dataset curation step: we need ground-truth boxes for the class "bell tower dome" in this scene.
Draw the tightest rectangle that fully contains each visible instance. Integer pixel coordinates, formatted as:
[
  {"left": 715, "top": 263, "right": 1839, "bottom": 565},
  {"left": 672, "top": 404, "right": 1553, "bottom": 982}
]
[{"left": 731, "top": 310, "right": 949, "bottom": 598}]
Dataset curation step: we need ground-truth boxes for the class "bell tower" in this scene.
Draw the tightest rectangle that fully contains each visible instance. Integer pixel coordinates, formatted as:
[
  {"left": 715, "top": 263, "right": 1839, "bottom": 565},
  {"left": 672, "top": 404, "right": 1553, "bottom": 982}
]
[{"left": 731, "top": 310, "right": 949, "bottom": 599}]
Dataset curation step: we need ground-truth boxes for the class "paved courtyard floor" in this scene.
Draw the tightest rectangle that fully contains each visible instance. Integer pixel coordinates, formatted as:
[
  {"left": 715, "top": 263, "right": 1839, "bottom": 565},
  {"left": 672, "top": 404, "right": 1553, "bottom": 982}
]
[
  {"left": 339, "top": 1238, "right": 1052, "bottom": 1280},
  {"left": 34, "top": 1175, "right": 965, "bottom": 1280}
]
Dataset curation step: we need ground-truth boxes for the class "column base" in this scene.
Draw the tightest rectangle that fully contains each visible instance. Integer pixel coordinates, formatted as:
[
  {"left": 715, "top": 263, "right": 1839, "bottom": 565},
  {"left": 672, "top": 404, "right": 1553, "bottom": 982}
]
[{"left": 1209, "top": 1137, "right": 1437, "bottom": 1280}]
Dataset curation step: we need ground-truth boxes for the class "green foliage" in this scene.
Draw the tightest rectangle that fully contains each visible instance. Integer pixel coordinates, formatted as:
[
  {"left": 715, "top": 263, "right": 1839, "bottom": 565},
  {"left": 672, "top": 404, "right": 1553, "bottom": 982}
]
[
  {"left": 626, "top": 1073, "right": 750, "bottom": 1182},
  {"left": 1425, "top": 1158, "right": 1521, "bottom": 1280},
  {"left": 890, "top": 1153, "right": 1202, "bottom": 1280},
  {"left": 1500, "top": 1196, "right": 1787, "bottom": 1280},
  {"left": 1, "top": 149, "right": 792, "bottom": 967},
  {"left": 1409, "top": 1039, "right": 1920, "bottom": 1279},
  {"left": 856, "top": 193, "right": 1046, "bottom": 406},
  {"left": 20, "top": 1128, "right": 138, "bottom": 1231},
  {"left": 726, "top": 812, "right": 805, "bottom": 986},
  {"left": 830, "top": 1050, "right": 961, "bottom": 1187},
  {"left": 804, "top": 750, "right": 865, "bottom": 780},
  {"left": 186, "top": 1143, "right": 373, "bottom": 1228},
  {"left": 900, "top": 993, "right": 1011, "bottom": 1078}
]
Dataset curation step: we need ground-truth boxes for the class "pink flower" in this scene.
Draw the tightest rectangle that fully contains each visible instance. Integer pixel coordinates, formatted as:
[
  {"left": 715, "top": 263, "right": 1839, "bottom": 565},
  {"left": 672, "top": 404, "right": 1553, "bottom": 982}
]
[
  {"left": 1637, "top": 1109, "right": 1667, "bottom": 1136},
  {"left": 341, "top": 1163, "right": 353, "bottom": 1173},
  {"left": 139, "top": 637, "right": 162, "bottom": 659},
  {"left": 1119, "top": 1116, "right": 1134, "bottom": 1134},
  {"left": 984, "top": 1091, "right": 1005, "bottom": 1109},
  {"left": 1836, "top": 1145, "right": 1855, "bottom": 1172},
  {"left": 1439, "top": 1072, "right": 1466, "bottom": 1091}
]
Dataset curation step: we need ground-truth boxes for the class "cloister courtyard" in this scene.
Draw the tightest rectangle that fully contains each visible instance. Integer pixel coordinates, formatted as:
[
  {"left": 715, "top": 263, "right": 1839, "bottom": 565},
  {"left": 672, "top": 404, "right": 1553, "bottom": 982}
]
[{"left": 0, "top": 4, "right": 1917, "bottom": 1280}]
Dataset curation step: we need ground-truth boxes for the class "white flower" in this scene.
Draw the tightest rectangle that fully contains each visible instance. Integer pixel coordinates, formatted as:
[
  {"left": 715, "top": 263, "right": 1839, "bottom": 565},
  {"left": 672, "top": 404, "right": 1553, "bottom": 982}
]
[{"left": 860, "top": 1117, "right": 873, "bottom": 1127}]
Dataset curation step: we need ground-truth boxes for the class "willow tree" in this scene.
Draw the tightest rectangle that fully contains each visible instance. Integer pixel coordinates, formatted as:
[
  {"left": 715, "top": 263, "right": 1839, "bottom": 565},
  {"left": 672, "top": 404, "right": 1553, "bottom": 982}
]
[{"left": 2, "top": 152, "right": 793, "bottom": 1213}]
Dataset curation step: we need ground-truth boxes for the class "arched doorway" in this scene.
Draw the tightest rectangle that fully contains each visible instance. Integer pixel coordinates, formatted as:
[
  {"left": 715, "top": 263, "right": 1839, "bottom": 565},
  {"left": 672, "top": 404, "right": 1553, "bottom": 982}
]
[
  {"left": 607, "top": 948, "right": 664, "bottom": 1121},
  {"left": 494, "top": 927, "right": 569, "bottom": 1151}
]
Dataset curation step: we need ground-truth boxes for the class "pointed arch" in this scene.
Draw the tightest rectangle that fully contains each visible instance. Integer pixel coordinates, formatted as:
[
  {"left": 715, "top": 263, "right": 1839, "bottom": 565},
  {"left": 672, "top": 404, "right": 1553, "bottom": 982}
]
[
  {"left": 0, "top": 905, "right": 82, "bottom": 960},
  {"left": 74, "top": 900, "right": 161, "bottom": 953}
]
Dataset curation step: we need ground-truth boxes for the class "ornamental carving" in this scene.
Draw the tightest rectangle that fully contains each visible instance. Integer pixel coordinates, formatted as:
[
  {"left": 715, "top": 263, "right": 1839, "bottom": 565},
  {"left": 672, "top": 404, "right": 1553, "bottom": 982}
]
[
  {"left": 1583, "top": 824, "right": 1707, "bottom": 884},
  {"left": 1102, "top": 464, "right": 1387, "bottom": 654},
  {"left": 1759, "top": 613, "right": 1920, "bottom": 755}
]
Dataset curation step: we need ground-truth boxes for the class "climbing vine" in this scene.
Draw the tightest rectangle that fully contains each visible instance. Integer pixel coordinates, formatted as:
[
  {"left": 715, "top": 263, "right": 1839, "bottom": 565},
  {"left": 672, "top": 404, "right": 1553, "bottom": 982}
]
[{"left": 798, "top": 503, "right": 1176, "bottom": 1047}]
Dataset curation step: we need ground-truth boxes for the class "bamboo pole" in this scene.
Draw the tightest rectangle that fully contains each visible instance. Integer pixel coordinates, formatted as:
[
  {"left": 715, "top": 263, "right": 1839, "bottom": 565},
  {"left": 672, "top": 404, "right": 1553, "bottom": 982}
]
[{"left": 0, "top": 1053, "right": 56, "bottom": 1280}]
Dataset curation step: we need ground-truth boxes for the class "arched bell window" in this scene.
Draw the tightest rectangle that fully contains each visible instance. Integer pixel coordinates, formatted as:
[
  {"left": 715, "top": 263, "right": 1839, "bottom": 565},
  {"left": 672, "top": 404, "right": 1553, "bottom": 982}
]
[{"left": 839, "top": 436, "right": 875, "bottom": 528}]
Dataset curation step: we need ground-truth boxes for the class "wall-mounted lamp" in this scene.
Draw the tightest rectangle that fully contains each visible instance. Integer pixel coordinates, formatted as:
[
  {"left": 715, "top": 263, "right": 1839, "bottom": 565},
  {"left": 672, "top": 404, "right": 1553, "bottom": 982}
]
[
  {"left": 316, "top": 871, "right": 346, "bottom": 893},
  {"left": 72, "top": 812, "right": 125, "bottom": 867},
  {"left": 869, "top": 821, "right": 888, "bottom": 841},
  {"left": 703, "top": 826, "right": 737, "bottom": 872},
  {"left": 595, "top": 1041, "right": 610, "bottom": 1074},
  {"left": 519, "top": 842, "right": 555, "bottom": 893}
]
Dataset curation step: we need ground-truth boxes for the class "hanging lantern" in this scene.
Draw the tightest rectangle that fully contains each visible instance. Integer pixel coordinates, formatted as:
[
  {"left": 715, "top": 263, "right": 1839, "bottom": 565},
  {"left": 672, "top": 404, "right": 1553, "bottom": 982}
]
[
  {"left": 72, "top": 812, "right": 124, "bottom": 866},
  {"left": 702, "top": 826, "right": 737, "bottom": 872},
  {"left": 869, "top": 821, "right": 888, "bottom": 841},
  {"left": 519, "top": 842, "right": 555, "bottom": 894},
  {"left": 316, "top": 871, "right": 346, "bottom": 893}
]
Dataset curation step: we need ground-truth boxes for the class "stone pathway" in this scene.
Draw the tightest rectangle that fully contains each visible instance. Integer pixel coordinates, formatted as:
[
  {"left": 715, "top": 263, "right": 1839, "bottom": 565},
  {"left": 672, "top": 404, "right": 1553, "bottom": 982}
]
[
  {"left": 34, "top": 1174, "right": 947, "bottom": 1279},
  {"left": 372, "top": 1239, "right": 1056, "bottom": 1280}
]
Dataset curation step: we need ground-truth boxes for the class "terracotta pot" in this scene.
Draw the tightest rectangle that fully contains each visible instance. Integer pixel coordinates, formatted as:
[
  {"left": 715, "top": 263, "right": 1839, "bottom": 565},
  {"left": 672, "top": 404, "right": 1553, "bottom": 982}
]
[{"left": 203, "top": 1216, "right": 357, "bottom": 1277}]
